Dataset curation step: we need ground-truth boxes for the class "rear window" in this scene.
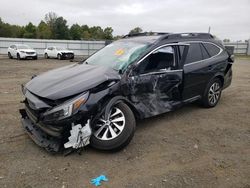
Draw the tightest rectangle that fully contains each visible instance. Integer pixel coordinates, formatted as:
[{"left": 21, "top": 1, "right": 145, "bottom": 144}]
[
  {"left": 185, "top": 43, "right": 203, "bottom": 64},
  {"left": 203, "top": 43, "right": 220, "bottom": 57},
  {"left": 200, "top": 44, "right": 210, "bottom": 59}
]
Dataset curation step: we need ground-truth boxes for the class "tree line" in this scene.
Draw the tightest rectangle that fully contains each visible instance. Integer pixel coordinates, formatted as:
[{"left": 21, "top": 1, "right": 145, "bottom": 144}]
[{"left": 0, "top": 12, "right": 116, "bottom": 40}]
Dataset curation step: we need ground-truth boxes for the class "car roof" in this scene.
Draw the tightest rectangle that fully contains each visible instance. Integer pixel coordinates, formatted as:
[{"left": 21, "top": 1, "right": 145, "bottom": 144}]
[
  {"left": 120, "top": 35, "right": 163, "bottom": 44},
  {"left": 118, "top": 32, "right": 223, "bottom": 48}
]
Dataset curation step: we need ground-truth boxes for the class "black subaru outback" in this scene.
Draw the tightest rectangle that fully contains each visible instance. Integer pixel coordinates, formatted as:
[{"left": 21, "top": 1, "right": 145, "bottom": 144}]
[{"left": 19, "top": 33, "right": 234, "bottom": 153}]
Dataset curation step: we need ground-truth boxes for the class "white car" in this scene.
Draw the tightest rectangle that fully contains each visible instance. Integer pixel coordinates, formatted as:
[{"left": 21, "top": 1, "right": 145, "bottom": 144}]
[
  {"left": 44, "top": 46, "right": 74, "bottom": 60},
  {"left": 8, "top": 44, "right": 37, "bottom": 60}
]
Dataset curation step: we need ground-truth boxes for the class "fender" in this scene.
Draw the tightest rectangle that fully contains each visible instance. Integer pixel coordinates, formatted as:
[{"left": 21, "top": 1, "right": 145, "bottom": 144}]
[
  {"left": 210, "top": 72, "right": 224, "bottom": 86},
  {"left": 104, "top": 96, "right": 133, "bottom": 119}
]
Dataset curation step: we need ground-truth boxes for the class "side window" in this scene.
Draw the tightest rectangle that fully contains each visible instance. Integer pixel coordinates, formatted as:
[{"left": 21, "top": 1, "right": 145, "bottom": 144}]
[
  {"left": 200, "top": 44, "right": 210, "bottom": 59},
  {"left": 185, "top": 43, "right": 203, "bottom": 64},
  {"left": 178, "top": 46, "right": 185, "bottom": 60},
  {"left": 139, "top": 46, "right": 175, "bottom": 74},
  {"left": 203, "top": 43, "right": 220, "bottom": 57}
]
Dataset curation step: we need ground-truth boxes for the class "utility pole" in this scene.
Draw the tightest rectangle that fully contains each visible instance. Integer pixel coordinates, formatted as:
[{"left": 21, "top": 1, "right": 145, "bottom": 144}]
[{"left": 208, "top": 26, "right": 211, "bottom": 33}]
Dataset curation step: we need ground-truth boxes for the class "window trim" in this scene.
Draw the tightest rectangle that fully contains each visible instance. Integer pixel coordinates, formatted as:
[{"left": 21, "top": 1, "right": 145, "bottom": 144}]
[
  {"left": 183, "top": 41, "right": 223, "bottom": 67},
  {"left": 129, "top": 43, "right": 189, "bottom": 77},
  {"left": 138, "top": 69, "right": 183, "bottom": 77}
]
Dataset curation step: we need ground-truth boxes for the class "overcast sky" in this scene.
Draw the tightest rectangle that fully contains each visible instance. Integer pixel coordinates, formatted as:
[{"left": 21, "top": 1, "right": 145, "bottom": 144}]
[{"left": 1, "top": 0, "right": 249, "bottom": 40}]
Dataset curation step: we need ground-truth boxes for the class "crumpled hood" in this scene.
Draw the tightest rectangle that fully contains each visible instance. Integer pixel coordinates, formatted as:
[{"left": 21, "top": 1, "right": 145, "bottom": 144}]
[
  {"left": 25, "top": 63, "right": 120, "bottom": 100},
  {"left": 59, "top": 50, "right": 74, "bottom": 53}
]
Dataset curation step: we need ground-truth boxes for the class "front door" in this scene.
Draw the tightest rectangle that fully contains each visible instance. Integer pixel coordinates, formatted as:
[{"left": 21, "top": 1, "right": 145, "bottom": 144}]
[{"left": 128, "top": 45, "right": 186, "bottom": 118}]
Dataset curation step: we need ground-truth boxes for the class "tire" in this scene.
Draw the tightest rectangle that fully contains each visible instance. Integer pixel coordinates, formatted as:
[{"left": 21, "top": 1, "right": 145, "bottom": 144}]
[
  {"left": 57, "top": 54, "right": 62, "bottom": 60},
  {"left": 8, "top": 52, "right": 13, "bottom": 59},
  {"left": 90, "top": 102, "right": 136, "bottom": 151},
  {"left": 44, "top": 53, "right": 49, "bottom": 59},
  {"left": 33, "top": 56, "right": 37, "bottom": 60},
  {"left": 17, "top": 53, "right": 21, "bottom": 60},
  {"left": 201, "top": 78, "right": 222, "bottom": 108}
]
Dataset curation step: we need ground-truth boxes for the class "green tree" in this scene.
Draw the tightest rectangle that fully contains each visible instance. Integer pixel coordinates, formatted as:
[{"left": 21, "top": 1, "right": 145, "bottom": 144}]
[
  {"left": 89, "top": 26, "right": 104, "bottom": 39},
  {"left": 10, "top": 25, "right": 24, "bottom": 38},
  {"left": 37, "top": 21, "right": 51, "bottom": 39},
  {"left": 82, "top": 30, "right": 91, "bottom": 39},
  {"left": 103, "top": 27, "right": 113, "bottom": 40},
  {"left": 45, "top": 12, "right": 58, "bottom": 38},
  {"left": 70, "top": 24, "right": 82, "bottom": 40},
  {"left": 223, "top": 39, "right": 230, "bottom": 42},
  {"left": 129, "top": 27, "right": 143, "bottom": 35},
  {"left": 53, "top": 17, "right": 69, "bottom": 39},
  {"left": 23, "top": 22, "right": 37, "bottom": 38},
  {"left": 0, "top": 18, "right": 12, "bottom": 37}
]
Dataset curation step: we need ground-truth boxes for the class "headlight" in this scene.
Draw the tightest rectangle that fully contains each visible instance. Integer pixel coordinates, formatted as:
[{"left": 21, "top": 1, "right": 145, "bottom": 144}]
[
  {"left": 43, "top": 92, "right": 89, "bottom": 121},
  {"left": 20, "top": 51, "right": 26, "bottom": 53}
]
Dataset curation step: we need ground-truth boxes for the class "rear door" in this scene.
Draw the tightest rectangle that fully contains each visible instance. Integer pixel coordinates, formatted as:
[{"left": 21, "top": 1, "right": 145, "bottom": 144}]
[{"left": 182, "top": 42, "right": 223, "bottom": 100}]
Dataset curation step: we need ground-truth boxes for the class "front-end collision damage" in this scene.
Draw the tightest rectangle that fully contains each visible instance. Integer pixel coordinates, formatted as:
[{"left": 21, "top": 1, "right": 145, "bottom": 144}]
[
  {"left": 19, "top": 71, "right": 122, "bottom": 153},
  {"left": 64, "top": 120, "right": 92, "bottom": 149}
]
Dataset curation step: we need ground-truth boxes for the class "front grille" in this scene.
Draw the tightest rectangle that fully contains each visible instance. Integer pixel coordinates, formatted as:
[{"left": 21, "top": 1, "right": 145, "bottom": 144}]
[
  {"left": 24, "top": 100, "right": 47, "bottom": 122},
  {"left": 62, "top": 53, "right": 73, "bottom": 57},
  {"left": 25, "top": 102, "right": 40, "bottom": 122},
  {"left": 26, "top": 52, "right": 35, "bottom": 55}
]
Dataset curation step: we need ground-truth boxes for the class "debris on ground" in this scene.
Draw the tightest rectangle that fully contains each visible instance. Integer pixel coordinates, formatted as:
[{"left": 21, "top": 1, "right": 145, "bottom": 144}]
[
  {"left": 194, "top": 144, "right": 198, "bottom": 149},
  {"left": 64, "top": 120, "right": 92, "bottom": 149},
  {"left": 90, "top": 175, "right": 108, "bottom": 186}
]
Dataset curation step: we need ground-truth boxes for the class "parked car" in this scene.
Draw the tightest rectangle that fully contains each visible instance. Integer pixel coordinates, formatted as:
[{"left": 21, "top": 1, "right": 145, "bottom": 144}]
[
  {"left": 8, "top": 44, "right": 37, "bottom": 60},
  {"left": 44, "top": 46, "right": 74, "bottom": 60},
  {"left": 19, "top": 33, "right": 234, "bottom": 153}
]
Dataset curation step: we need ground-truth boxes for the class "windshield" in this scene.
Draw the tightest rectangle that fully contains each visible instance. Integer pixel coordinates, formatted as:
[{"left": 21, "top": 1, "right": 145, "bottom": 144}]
[
  {"left": 17, "top": 45, "right": 30, "bottom": 49},
  {"left": 85, "top": 41, "right": 149, "bottom": 71},
  {"left": 56, "top": 47, "right": 66, "bottom": 50}
]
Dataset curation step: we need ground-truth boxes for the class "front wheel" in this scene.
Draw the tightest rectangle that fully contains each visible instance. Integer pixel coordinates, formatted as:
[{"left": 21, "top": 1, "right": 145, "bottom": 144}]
[
  {"left": 17, "top": 53, "right": 21, "bottom": 60},
  {"left": 202, "top": 78, "right": 222, "bottom": 108},
  {"left": 57, "top": 54, "right": 62, "bottom": 60},
  {"left": 8, "top": 52, "right": 13, "bottom": 59},
  {"left": 44, "top": 53, "right": 49, "bottom": 59},
  {"left": 90, "top": 102, "right": 136, "bottom": 151}
]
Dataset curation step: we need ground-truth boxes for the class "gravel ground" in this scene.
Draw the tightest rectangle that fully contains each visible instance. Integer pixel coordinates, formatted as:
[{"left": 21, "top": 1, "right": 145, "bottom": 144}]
[{"left": 0, "top": 56, "right": 249, "bottom": 188}]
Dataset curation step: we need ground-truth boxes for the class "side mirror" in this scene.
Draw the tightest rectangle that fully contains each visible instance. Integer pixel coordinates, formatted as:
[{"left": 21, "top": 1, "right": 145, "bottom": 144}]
[{"left": 228, "top": 54, "right": 234, "bottom": 63}]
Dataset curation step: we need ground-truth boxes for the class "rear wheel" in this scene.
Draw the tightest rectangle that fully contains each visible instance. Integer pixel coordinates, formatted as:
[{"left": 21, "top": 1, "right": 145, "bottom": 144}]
[
  {"left": 90, "top": 102, "right": 136, "bottom": 151},
  {"left": 17, "top": 53, "right": 21, "bottom": 60},
  {"left": 8, "top": 52, "right": 13, "bottom": 59},
  {"left": 202, "top": 78, "right": 222, "bottom": 108}
]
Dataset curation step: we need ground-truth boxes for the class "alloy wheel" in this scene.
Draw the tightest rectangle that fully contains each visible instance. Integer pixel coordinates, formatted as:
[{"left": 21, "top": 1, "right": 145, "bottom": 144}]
[
  {"left": 93, "top": 107, "right": 126, "bottom": 141},
  {"left": 208, "top": 82, "right": 221, "bottom": 105}
]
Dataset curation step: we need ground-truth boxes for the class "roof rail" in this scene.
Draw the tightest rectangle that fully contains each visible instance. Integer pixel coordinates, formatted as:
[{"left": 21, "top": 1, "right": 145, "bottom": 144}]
[
  {"left": 165, "top": 33, "right": 214, "bottom": 40},
  {"left": 123, "top": 32, "right": 169, "bottom": 38}
]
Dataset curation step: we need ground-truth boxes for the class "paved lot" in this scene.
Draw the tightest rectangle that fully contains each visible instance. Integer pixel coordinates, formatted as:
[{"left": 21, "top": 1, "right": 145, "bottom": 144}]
[{"left": 0, "top": 57, "right": 249, "bottom": 188}]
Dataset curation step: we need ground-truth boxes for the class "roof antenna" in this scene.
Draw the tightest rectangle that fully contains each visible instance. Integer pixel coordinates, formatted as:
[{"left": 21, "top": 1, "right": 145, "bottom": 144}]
[{"left": 208, "top": 26, "right": 211, "bottom": 33}]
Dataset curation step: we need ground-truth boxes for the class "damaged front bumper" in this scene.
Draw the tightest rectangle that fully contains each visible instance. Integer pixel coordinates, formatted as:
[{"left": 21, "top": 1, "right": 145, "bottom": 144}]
[
  {"left": 20, "top": 108, "right": 92, "bottom": 153},
  {"left": 20, "top": 109, "right": 62, "bottom": 152}
]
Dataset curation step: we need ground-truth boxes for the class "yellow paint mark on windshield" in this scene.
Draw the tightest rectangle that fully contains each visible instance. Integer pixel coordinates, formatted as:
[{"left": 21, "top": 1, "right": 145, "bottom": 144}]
[{"left": 115, "top": 49, "right": 125, "bottom": 56}]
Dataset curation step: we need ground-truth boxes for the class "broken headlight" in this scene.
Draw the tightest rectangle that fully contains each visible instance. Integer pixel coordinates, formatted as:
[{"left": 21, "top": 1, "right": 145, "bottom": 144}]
[{"left": 43, "top": 92, "right": 89, "bottom": 121}]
